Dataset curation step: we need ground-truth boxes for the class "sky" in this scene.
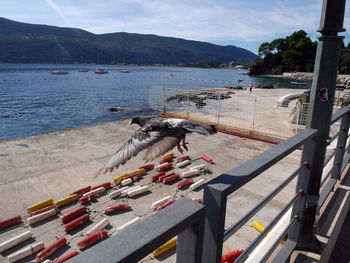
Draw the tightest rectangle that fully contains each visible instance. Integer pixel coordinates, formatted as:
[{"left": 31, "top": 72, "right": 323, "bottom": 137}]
[{"left": 1, "top": 0, "right": 349, "bottom": 54}]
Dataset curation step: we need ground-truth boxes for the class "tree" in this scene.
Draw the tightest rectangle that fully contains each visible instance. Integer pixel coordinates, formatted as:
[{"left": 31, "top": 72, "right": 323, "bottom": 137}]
[{"left": 249, "top": 30, "right": 317, "bottom": 74}]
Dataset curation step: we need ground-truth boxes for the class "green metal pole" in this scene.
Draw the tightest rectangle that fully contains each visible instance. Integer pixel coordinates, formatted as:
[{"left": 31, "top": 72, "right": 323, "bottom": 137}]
[{"left": 289, "top": 0, "right": 346, "bottom": 252}]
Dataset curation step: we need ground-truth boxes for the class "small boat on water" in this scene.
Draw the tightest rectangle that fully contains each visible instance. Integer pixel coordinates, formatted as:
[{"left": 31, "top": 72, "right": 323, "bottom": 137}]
[
  {"left": 51, "top": 70, "right": 68, "bottom": 75},
  {"left": 237, "top": 79, "right": 243, "bottom": 82},
  {"left": 291, "top": 81, "right": 307, "bottom": 86},
  {"left": 121, "top": 69, "right": 130, "bottom": 73},
  {"left": 95, "top": 69, "right": 108, "bottom": 74}
]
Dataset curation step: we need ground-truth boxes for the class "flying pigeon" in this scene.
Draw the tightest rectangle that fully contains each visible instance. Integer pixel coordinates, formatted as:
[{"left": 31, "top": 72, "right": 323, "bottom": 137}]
[{"left": 105, "top": 117, "right": 217, "bottom": 172}]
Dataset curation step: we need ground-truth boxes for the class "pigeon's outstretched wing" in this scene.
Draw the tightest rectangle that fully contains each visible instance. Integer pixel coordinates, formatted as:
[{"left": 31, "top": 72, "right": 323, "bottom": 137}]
[
  {"left": 105, "top": 117, "right": 217, "bottom": 173},
  {"left": 105, "top": 123, "right": 178, "bottom": 173}
]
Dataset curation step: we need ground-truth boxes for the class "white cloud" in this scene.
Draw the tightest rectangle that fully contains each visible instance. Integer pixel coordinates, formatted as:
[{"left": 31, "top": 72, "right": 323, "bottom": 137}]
[{"left": 1, "top": 0, "right": 349, "bottom": 52}]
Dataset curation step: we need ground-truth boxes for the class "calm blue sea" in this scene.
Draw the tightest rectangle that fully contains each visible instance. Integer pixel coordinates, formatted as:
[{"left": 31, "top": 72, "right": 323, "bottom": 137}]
[{"left": 0, "top": 64, "right": 310, "bottom": 142}]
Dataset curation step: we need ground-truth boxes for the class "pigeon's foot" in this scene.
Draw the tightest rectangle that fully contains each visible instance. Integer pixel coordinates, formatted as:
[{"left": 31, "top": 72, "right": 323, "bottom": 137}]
[
  {"left": 177, "top": 142, "right": 184, "bottom": 154},
  {"left": 182, "top": 136, "right": 189, "bottom": 152}
]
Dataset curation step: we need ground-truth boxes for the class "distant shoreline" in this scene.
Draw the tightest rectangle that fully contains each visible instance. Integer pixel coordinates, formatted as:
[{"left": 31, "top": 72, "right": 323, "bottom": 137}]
[{"left": 256, "top": 72, "right": 350, "bottom": 88}]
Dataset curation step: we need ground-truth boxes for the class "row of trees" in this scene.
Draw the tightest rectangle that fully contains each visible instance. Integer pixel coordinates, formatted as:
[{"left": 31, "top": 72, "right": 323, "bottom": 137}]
[{"left": 250, "top": 30, "right": 350, "bottom": 75}]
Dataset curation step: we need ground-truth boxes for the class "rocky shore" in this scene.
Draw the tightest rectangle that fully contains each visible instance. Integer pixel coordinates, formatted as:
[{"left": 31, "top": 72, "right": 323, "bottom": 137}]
[{"left": 266, "top": 72, "right": 350, "bottom": 88}]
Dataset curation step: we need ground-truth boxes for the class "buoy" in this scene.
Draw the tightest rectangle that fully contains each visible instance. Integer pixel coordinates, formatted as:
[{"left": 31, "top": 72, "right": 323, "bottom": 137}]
[
  {"left": 86, "top": 218, "right": 109, "bottom": 236},
  {"left": 64, "top": 214, "right": 90, "bottom": 232},
  {"left": 153, "top": 237, "right": 177, "bottom": 257},
  {"left": 176, "top": 159, "right": 191, "bottom": 168},
  {"left": 91, "top": 182, "right": 111, "bottom": 191},
  {"left": 175, "top": 155, "right": 190, "bottom": 163},
  {"left": 201, "top": 154, "right": 213, "bottom": 163},
  {"left": 176, "top": 178, "right": 194, "bottom": 189},
  {"left": 27, "top": 198, "right": 54, "bottom": 214},
  {"left": 155, "top": 162, "right": 167, "bottom": 170},
  {"left": 159, "top": 155, "right": 173, "bottom": 164},
  {"left": 121, "top": 185, "right": 141, "bottom": 197},
  {"left": 61, "top": 206, "right": 87, "bottom": 223},
  {"left": 158, "top": 172, "right": 176, "bottom": 182},
  {"left": 27, "top": 208, "right": 56, "bottom": 225},
  {"left": 191, "top": 164, "right": 205, "bottom": 171},
  {"left": 70, "top": 186, "right": 91, "bottom": 196},
  {"left": 78, "top": 229, "right": 108, "bottom": 249},
  {"left": 104, "top": 203, "right": 130, "bottom": 214},
  {"left": 123, "top": 171, "right": 142, "bottom": 181},
  {"left": 181, "top": 169, "right": 199, "bottom": 178},
  {"left": 252, "top": 221, "right": 265, "bottom": 233},
  {"left": 190, "top": 179, "right": 205, "bottom": 190},
  {"left": 82, "top": 187, "right": 105, "bottom": 197},
  {"left": 0, "top": 215, "right": 22, "bottom": 230},
  {"left": 79, "top": 194, "right": 95, "bottom": 204},
  {"left": 55, "top": 194, "right": 79, "bottom": 208},
  {"left": 113, "top": 173, "right": 127, "bottom": 185},
  {"left": 0, "top": 231, "right": 32, "bottom": 253},
  {"left": 156, "top": 163, "right": 173, "bottom": 172},
  {"left": 121, "top": 178, "right": 132, "bottom": 186},
  {"left": 151, "top": 172, "right": 165, "bottom": 182},
  {"left": 162, "top": 152, "right": 174, "bottom": 159},
  {"left": 151, "top": 196, "right": 171, "bottom": 210},
  {"left": 36, "top": 237, "right": 67, "bottom": 262},
  {"left": 155, "top": 200, "right": 174, "bottom": 211},
  {"left": 55, "top": 251, "right": 79, "bottom": 263},
  {"left": 129, "top": 168, "right": 146, "bottom": 175},
  {"left": 29, "top": 205, "right": 56, "bottom": 217},
  {"left": 108, "top": 186, "right": 129, "bottom": 199},
  {"left": 7, "top": 241, "right": 44, "bottom": 263},
  {"left": 193, "top": 198, "right": 203, "bottom": 204},
  {"left": 117, "top": 217, "right": 141, "bottom": 232},
  {"left": 163, "top": 174, "right": 180, "bottom": 184},
  {"left": 128, "top": 185, "right": 150, "bottom": 197},
  {"left": 138, "top": 164, "right": 154, "bottom": 171},
  {"left": 221, "top": 248, "right": 244, "bottom": 263}
]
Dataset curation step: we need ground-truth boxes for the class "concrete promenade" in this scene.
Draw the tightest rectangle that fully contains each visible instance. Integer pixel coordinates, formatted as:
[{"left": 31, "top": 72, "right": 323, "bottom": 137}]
[{"left": 0, "top": 88, "right": 310, "bottom": 262}]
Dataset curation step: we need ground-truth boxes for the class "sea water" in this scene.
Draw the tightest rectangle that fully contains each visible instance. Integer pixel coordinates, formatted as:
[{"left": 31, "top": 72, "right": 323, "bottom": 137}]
[{"left": 0, "top": 64, "right": 310, "bottom": 141}]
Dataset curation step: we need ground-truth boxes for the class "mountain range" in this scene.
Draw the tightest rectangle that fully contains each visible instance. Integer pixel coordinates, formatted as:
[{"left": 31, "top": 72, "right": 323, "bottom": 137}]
[{"left": 0, "top": 17, "right": 257, "bottom": 65}]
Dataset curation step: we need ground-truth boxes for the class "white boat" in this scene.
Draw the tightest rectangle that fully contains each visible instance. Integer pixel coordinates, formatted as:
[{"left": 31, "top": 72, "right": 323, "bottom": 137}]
[
  {"left": 121, "top": 69, "right": 130, "bottom": 73},
  {"left": 95, "top": 69, "right": 108, "bottom": 74},
  {"left": 51, "top": 70, "right": 68, "bottom": 75},
  {"left": 291, "top": 81, "right": 307, "bottom": 86}
]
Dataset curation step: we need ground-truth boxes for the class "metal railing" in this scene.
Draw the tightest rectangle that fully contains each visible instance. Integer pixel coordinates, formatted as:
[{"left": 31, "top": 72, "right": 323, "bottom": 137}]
[
  {"left": 68, "top": 197, "right": 205, "bottom": 263},
  {"left": 68, "top": 106, "right": 350, "bottom": 263}
]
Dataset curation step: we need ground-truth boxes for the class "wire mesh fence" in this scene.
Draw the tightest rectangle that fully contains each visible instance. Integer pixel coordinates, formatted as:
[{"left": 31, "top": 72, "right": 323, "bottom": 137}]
[{"left": 149, "top": 86, "right": 313, "bottom": 138}]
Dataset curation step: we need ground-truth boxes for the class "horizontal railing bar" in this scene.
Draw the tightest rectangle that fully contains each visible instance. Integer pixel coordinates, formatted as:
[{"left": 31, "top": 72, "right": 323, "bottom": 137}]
[
  {"left": 206, "top": 129, "right": 318, "bottom": 197},
  {"left": 329, "top": 129, "right": 341, "bottom": 144},
  {"left": 331, "top": 106, "right": 350, "bottom": 124},
  {"left": 68, "top": 198, "right": 204, "bottom": 263},
  {"left": 259, "top": 216, "right": 299, "bottom": 263},
  {"left": 223, "top": 163, "right": 307, "bottom": 241},
  {"left": 235, "top": 190, "right": 303, "bottom": 263},
  {"left": 321, "top": 166, "right": 333, "bottom": 186},
  {"left": 323, "top": 150, "right": 336, "bottom": 167}
]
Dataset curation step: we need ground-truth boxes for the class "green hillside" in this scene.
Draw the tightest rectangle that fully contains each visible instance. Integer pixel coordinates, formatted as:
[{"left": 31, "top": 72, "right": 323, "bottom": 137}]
[{"left": 0, "top": 17, "right": 257, "bottom": 65}]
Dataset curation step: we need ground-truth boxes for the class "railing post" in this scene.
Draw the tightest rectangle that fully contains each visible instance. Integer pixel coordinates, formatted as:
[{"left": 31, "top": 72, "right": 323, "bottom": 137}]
[
  {"left": 177, "top": 214, "right": 205, "bottom": 263},
  {"left": 288, "top": 0, "right": 346, "bottom": 252},
  {"left": 202, "top": 185, "right": 227, "bottom": 263},
  {"left": 332, "top": 112, "right": 350, "bottom": 180}
]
